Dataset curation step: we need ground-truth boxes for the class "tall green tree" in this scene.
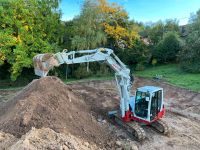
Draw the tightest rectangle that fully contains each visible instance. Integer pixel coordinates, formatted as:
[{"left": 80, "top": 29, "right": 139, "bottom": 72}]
[
  {"left": 153, "top": 32, "right": 183, "bottom": 63},
  {"left": 71, "top": 0, "right": 106, "bottom": 50},
  {"left": 147, "top": 21, "right": 164, "bottom": 45},
  {"left": 179, "top": 10, "right": 200, "bottom": 73},
  {"left": 145, "top": 19, "right": 179, "bottom": 45},
  {"left": 0, "top": 0, "right": 62, "bottom": 80},
  {"left": 70, "top": 0, "right": 107, "bottom": 72}
]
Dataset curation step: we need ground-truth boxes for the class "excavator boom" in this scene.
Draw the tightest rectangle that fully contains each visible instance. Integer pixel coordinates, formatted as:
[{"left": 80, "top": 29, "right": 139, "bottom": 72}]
[{"left": 33, "top": 48, "right": 131, "bottom": 118}]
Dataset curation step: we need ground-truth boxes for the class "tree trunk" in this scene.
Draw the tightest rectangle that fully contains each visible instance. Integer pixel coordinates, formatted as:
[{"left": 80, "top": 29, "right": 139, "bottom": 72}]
[{"left": 66, "top": 64, "right": 68, "bottom": 80}]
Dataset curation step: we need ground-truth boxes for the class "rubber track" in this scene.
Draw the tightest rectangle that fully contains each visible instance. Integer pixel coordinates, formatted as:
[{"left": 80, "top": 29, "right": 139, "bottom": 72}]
[
  {"left": 113, "top": 115, "right": 146, "bottom": 141},
  {"left": 150, "top": 119, "right": 170, "bottom": 135}
]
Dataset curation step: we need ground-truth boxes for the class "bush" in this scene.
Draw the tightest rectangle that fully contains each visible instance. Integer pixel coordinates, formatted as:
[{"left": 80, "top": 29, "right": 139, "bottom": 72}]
[
  {"left": 95, "top": 63, "right": 111, "bottom": 77},
  {"left": 153, "top": 32, "right": 183, "bottom": 63},
  {"left": 179, "top": 10, "right": 200, "bottom": 73},
  {"left": 73, "top": 64, "right": 92, "bottom": 79},
  {"left": 135, "top": 63, "right": 145, "bottom": 71},
  {"left": 179, "top": 37, "right": 200, "bottom": 73},
  {"left": 117, "top": 39, "right": 150, "bottom": 69}
]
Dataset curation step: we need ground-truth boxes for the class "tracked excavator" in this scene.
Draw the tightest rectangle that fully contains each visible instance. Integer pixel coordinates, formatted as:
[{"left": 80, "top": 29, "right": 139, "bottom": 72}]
[{"left": 33, "top": 48, "right": 170, "bottom": 141}]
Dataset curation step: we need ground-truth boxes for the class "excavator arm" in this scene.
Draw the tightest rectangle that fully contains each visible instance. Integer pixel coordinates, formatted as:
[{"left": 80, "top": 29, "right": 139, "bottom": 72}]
[{"left": 33, "top": 48, "right": 133, "bottom": 118}]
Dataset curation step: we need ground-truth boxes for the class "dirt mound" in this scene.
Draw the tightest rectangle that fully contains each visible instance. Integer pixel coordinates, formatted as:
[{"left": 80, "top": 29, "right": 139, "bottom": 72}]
[
  {"left": 0, "top": 77, "right": 112, "bottom": 145},
  {"left": 9, "top": 127, "right": 99, "bottom": 150},
  {"left": 0, "top": 131, "right": 17, "bottom": 149},
  {"left": 0, "top": 128, "right": 99, "bottom": 150}
]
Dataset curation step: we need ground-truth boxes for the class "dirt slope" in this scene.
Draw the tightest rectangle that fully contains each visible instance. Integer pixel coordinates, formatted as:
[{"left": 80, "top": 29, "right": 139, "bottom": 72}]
[
  {"left": 0, "top": 127, "right": 99, "bottom": 150},
  {"left": 9, "top": 127, "right": 99, "bottom": 150},
  {"left": 0, "top": 77, "right": 114, "bottom": 147}
]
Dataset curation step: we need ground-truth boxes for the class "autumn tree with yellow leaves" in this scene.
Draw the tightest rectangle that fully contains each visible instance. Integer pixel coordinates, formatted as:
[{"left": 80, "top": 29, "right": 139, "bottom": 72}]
[{"left": 97, "top": 0, "right": 140, "bottom": 49}]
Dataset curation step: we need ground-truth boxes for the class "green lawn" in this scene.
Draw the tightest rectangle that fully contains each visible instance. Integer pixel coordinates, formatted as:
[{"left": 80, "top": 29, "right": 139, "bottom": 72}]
[
  {"left": 0, "top": 75, "right": 114, "bottom": 89},
  {"left": 135, "top": 64, "right": 200, "bottom": 92},
  {"left": 63, "top": 75, "right": 114, "bottom": 84}
]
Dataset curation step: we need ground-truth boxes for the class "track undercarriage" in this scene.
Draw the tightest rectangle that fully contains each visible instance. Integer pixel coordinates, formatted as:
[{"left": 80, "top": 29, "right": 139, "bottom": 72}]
[
  {"left": 111, "top": 113, "right": 170, "bottom": 141},
  {"left": 113, "top": 114, "right": 146, "bottom": 141},
  {"left": 150, "top": 119, "right": 170, "bottom": 135}
]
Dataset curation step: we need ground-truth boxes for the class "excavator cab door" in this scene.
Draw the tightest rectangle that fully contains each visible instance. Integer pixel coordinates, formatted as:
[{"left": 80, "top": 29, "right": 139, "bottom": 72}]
[
  {"left": 150, "top": 90, "right": 163, "bottom": 121},
  {"left": 134, "top": 91, "right": 150, "bottom": 119}
]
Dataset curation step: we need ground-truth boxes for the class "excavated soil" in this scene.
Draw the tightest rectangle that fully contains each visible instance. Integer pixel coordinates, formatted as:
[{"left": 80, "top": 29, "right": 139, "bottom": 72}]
[
  {"left": 0, "top": 77, "right": 115, "bottom": 148},
  {"left": 0, "top": 76, "right": 200, "bottom": 150}
]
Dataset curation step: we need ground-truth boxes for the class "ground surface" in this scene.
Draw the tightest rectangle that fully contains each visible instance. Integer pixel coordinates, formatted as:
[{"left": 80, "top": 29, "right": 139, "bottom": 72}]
[{"left": 0, "top": 76, "right": 200, "bottom": 150}]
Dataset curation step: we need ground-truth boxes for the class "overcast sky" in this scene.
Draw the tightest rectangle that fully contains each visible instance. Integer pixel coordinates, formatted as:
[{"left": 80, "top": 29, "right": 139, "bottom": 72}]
[{"left": 60, "top": 0, "right": 200, "bottom": 25}]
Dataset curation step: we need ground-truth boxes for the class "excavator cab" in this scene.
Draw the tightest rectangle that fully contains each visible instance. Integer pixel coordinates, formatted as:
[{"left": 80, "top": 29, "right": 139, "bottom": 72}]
[{"left": 133, "top": 86, "right": 165, "bottom": 123}]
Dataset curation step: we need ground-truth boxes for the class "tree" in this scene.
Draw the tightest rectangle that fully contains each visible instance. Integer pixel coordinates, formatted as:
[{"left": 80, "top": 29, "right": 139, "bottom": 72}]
[
  {"left": 179, "top": 10, "right": 200, "bottom": 73},
  {"left": 148, "top": 21, "right": 164, "bottom": 45},
  {"left": 153, "top": 32, "right": 182, "bottom": 63},
  {"left": 71, "top": 0, "right": 106, "bottom": 50},
  {"left": 97, "top": 0, "right": 140, "bottom": 49},
  {"left": 145, "top": 19, "right": 179, "bottom": 45},
  {"left": 70, "top": 0, "right": 107, "bottom": 73},
  {"left": 117, "top": 39, "right": 150, "bottom": 71},
  {"left": 0, "top": 0, "right": 62, "bottom": 80},
  {"left": 165, "top": 19, "right": 179, "bottom": 33}
]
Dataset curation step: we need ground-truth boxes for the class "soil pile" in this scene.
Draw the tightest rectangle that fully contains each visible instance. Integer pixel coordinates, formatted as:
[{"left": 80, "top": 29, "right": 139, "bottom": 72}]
[
  {"left": 0, "top": 131, "right": 17, "bottom": 149},
  {"left": 9, "top": 127, "right": 99, "bottom": 150},
  {"left": 0, "top": 128, "right": 99, "bottom": 150},
  {"left": 0, "top": 77, "right": 112, "bottom": 145}
]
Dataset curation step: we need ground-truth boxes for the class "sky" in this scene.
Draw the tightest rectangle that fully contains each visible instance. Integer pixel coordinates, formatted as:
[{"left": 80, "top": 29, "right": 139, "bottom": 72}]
[{"left": 60, "top": 0, "right": 200, "bottom": 25}]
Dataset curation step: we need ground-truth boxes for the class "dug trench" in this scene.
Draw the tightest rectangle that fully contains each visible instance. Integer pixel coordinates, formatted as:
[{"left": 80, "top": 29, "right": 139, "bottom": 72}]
[{"left": 0, "top": 76, "right": 200, "bottom": 149}]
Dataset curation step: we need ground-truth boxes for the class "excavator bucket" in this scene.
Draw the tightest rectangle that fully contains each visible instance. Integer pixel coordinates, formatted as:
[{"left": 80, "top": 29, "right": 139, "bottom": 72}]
[{"left": 33, "top": 53, "right": 59, "bottom": 77}]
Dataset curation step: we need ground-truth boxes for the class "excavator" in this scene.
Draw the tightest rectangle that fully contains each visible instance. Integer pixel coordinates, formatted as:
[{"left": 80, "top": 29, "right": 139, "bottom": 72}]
[{"left": 33, "top": 48, "right": 170, "bottom": 141}]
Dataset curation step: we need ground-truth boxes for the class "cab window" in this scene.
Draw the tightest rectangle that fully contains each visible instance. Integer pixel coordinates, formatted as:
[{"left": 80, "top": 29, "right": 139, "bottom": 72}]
[{"left": 135, "top": 91, "right": 149, "bottom": 118}]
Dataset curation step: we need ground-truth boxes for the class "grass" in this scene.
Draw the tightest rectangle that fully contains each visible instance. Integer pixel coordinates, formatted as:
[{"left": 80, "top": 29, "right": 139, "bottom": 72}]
[
  {"left": 135, "top": 64, "right": 200, "bottom": 92},
  {"left": 0, "top": 79, "right": 29, "bottom": 90},
  {"left": 0, "top": 75, "right": 114, "bottom": 90},
  {"left": 63, "top": 75, "right": 114, "bottom": 84}
]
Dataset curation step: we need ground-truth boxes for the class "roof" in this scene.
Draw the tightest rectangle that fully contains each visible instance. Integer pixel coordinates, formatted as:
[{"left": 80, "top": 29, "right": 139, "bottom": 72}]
[{"left": 137, "top": 86, "right": 163, "bottom": 93}]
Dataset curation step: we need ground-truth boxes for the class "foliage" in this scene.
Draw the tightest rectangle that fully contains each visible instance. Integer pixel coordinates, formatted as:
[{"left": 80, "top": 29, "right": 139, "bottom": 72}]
[
  {"left": 179, "top": 10, "right": 200, "bottom": 73},
  {"left": 179, "top": 39, "right": 200, "bottom": 73},
  {"left": 147, "top": 21, "right": 164, "bottom": 45},
  {"left": 145, "top": 19, "right": 179, "bottom": 45},
  {"left": 97, "top": 0, "right": 140, "bottom": 49},
  {"left": 73, "top": 64, "right": 92, "bottom": 79},
  {"left": 1, "top": 0, "right": 199, "bottom": 81},
  {"left": 62, "top": 20, "right": 74, "bottom": 49},
  {"left": 117, "top": 39, "right": 150, "bottom": 69},
  {"left": 153, "top": 32, "right": 183, "bottom": 63},
  {"left": 135, "top": 63, "right": 145, "bottom": 71},
  {"left": 0, "top": 0, "right": 62, "bottom": 80},
  {"left": 71, "top": 0, "right": 106, "bottom": 50},
  {"left": 135, "top": 64, "right": 200, "bottom": 92}
]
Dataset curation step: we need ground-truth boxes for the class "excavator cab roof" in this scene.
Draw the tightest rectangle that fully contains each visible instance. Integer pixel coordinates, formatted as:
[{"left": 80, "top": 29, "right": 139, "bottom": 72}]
[{"left": 137, "top": 86, "right": 163, "bottom": 93}]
